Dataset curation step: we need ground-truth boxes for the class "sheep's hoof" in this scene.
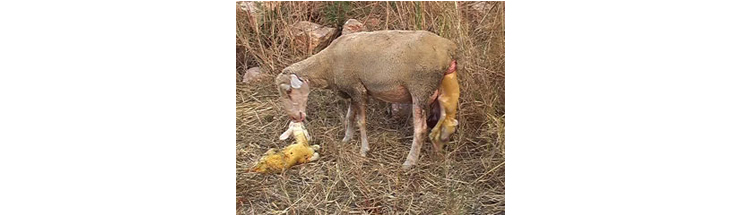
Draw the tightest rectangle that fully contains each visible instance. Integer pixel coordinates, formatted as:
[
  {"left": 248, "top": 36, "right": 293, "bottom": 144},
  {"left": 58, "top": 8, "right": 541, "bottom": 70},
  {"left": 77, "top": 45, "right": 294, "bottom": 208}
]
[
  {"left": 401, "top": 160, "right": 415, "bottom": 170},
  {"left": 360, "top": 146, "right": 369, "bottom": 157},
  {"left": 311, "top": 145, "right": 321, "bottom": 150}
]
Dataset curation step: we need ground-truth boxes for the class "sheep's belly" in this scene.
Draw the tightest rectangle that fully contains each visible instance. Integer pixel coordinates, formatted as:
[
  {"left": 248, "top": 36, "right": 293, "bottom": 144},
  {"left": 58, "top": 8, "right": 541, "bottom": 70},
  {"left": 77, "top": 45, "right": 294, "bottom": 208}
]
[{"left": 370, "top": 86, "right": 412, "bottom": 104}]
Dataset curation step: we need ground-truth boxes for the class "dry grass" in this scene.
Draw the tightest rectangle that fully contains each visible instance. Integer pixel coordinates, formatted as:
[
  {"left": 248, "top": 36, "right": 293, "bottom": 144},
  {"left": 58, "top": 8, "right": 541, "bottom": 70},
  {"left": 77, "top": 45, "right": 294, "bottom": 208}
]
[{"left": 236, "top": 1, "right": 504, "bottom": 214}]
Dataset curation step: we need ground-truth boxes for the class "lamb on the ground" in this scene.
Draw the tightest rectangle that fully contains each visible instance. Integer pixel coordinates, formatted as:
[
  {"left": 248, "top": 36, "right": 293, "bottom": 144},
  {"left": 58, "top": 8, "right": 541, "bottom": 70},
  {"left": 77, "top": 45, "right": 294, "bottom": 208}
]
[
  {"left": 250, "top": 121, "right": 320, "bottom": 173},
  {"left": 275, "top": 30, "right": 460, "bottom": 169}
]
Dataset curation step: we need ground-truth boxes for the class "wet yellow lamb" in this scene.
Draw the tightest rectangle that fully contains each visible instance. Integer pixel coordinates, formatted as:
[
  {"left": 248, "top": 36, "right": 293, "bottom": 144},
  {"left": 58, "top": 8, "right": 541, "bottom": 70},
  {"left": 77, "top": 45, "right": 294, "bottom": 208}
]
[
  {"left": 250, "top": 121, "right": 320, "bottom": 173},
  {"left": 429, "top": 60, "right": 460, "bottom": 152}
]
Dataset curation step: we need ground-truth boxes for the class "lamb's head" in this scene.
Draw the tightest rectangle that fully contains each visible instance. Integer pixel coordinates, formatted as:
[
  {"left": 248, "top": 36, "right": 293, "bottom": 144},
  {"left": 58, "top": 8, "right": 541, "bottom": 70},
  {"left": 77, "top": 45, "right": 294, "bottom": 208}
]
[
  {"left": 275, "top": 73, "right": 310, "bottom": 122},
  {"left": 440, "top": 119, "right": 459, "bottom": 142},
  {"left": 280, "top": 121, "right": 311, "bottom": 142}
]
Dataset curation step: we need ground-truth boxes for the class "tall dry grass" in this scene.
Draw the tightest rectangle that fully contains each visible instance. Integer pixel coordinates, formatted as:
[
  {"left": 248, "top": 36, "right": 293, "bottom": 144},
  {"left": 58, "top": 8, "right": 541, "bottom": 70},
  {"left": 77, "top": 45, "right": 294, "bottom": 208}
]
[{"left": 237, "top": 2, "right": 504, "bottom": 214}]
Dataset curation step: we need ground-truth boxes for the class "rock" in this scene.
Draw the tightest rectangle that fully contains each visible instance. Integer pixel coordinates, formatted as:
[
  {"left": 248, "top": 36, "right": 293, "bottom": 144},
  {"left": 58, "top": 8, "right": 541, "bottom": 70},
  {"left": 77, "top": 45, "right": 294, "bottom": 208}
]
[
  {"left": 236, "top": 1, "right": 262, "bottom": 15},
  {"left": 237, "top": 1, "right": 262, "bottom": 25},
  {"left": 471, "top": 1, "right": 494, "bottom": 15},
  {"left": 289, "top": 21, "right": 337, "bottom": 53},
  {"left": 260, "top": 1, "right": 280, "bottom": 11},
  {"left": 237, "top": 1, "right": 280, "bottom": 26},
  {"left": 242, "top": 67, "right": 265, "bottom": 84},
  {"left": 365, "top": 18, "right": 381, "bottom": 29},
  {"left": 342, "top": 19, "right": 367, "bottom": 35},
  {"left": 237, "top": 1, "right": 258, "bottom": 13}
]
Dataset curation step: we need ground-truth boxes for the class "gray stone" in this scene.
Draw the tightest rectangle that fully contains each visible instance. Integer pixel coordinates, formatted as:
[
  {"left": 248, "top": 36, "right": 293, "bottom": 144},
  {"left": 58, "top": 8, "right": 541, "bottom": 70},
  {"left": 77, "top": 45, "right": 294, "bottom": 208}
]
[
  {"left": 289, "top": 21, "right": 337, "bottom": 53},
  {"left": 342, "top": 19, "right": 367, "bottom": 35},
  {"left": 242, "top": 67, "right": 265, "bottom": 84}
]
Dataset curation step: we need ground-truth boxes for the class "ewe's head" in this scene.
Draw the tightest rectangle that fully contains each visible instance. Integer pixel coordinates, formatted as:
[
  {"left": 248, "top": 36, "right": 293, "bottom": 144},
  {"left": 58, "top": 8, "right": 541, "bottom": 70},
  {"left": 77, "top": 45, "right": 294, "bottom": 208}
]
[{"left": 275, "top": 73, "right": 310, "bottom": 123}]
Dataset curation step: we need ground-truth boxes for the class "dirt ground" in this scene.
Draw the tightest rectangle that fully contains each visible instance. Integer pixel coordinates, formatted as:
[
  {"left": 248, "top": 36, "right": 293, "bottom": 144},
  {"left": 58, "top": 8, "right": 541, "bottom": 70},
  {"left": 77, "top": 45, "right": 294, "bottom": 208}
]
[{"left": 236, "top": 2, "right": 504, "bottom": 214}]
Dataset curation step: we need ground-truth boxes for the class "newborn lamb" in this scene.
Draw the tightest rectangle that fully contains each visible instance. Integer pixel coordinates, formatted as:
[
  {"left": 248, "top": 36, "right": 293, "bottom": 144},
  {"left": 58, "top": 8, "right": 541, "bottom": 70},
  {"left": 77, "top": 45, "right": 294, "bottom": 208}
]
[{"left": 250, "top": 121, "right": 320, "bottom": 173}]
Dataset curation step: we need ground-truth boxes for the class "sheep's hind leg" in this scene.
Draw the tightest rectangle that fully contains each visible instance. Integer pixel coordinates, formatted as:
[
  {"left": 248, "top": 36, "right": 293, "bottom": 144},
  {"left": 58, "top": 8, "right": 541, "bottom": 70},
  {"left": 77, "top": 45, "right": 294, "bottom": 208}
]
[
  {"left": 402, "top": 101, "right": 428, "bottom": 169},
  {"left": 356, "top": 95, "right": 370, "bottom": 157}
]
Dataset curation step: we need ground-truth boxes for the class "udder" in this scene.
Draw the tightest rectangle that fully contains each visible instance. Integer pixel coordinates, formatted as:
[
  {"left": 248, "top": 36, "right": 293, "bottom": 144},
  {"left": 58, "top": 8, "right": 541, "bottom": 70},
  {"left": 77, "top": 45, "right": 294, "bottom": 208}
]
[{"left": 369, "top": 85, "right": 412, "bottom": 103}]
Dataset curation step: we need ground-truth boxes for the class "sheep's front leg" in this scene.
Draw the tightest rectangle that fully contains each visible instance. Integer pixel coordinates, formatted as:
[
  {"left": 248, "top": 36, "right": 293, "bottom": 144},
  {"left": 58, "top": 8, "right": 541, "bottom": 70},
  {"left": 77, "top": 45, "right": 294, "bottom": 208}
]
[
  {"left": 402, "top": 103, "right": 428, "bottom": 169},
  {"left": 342, "top": 102, "right": 356, "bottom": 143}
]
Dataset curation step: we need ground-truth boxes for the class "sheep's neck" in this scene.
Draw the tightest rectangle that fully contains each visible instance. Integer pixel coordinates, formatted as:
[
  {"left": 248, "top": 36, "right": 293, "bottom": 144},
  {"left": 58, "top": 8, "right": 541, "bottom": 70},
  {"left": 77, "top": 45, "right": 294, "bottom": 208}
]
[{"left": 290, "top": 54, "right": 331, "bottom": 89}]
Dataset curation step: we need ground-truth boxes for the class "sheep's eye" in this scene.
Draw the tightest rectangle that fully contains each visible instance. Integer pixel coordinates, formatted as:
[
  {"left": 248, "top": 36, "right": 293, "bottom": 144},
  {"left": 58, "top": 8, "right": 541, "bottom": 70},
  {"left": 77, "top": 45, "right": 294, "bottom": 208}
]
[{"left": 285, "top": 89, "right": 293, "bottom": 99}]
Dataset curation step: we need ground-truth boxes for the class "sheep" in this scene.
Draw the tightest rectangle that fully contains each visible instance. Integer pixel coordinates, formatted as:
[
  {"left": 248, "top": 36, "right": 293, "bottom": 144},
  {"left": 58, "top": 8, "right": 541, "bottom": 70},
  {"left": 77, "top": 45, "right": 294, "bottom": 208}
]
[
  {"left": 275, "top": 30, "right": 460, "bottom": 169},
  {"left": 250, "top": 121, "right": 320, "bottom": 173}
]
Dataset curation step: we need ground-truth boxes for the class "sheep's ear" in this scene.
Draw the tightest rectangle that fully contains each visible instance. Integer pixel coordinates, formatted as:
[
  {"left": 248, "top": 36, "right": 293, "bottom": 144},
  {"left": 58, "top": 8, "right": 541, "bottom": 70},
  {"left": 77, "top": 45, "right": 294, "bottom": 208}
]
[
  {"left": 290, "top": 74, "right": 304, "bottom": 89},
  {"left": 279, "top": 127, "right": 292, "bottom": 140}
]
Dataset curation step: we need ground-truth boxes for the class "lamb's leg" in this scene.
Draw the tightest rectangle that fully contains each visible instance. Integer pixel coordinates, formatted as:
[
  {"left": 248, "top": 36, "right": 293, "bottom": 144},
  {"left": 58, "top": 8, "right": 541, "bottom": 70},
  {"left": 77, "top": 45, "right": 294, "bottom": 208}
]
[
  {"left": 402, "top": 102, "right": 428, "bottom": 169},
  {"left": 429, "top": 104, "right": 447, "bottom": 153},
  {"left": 356, "top": 96, "right": 370, "bottom": 157},
  {"left": 342, "top": 102, "right": 356, "bottom": 143},
  {"left": 309, "top": 152, "right": 320, "bottom": 161}
]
